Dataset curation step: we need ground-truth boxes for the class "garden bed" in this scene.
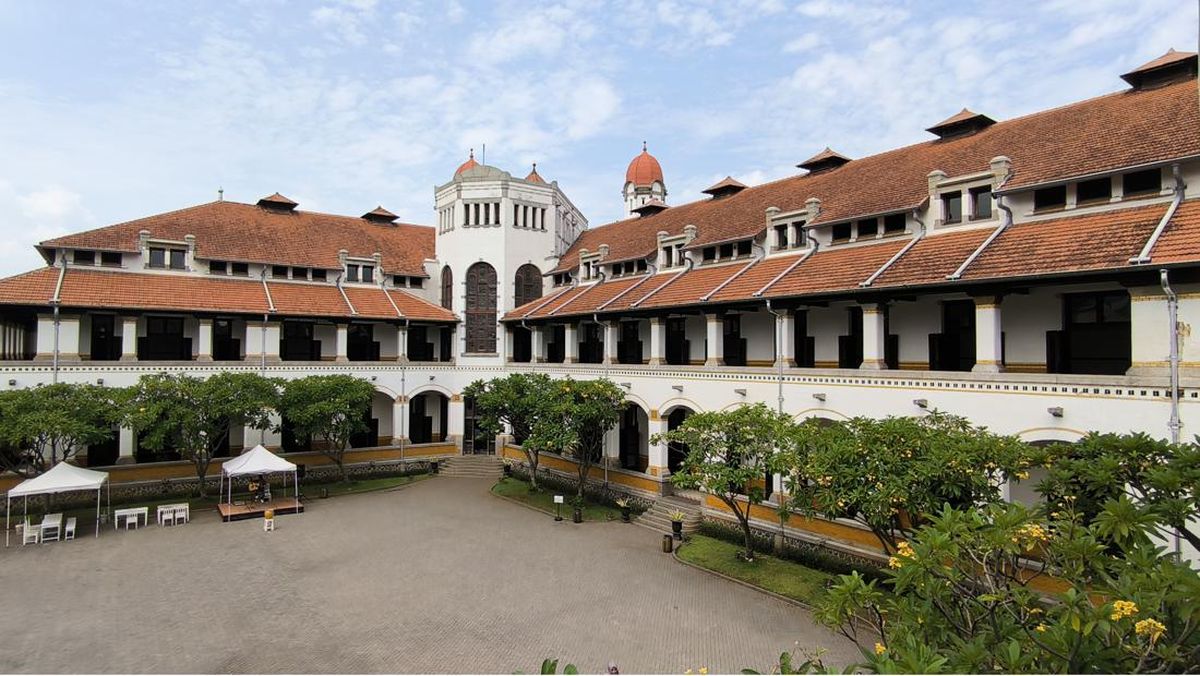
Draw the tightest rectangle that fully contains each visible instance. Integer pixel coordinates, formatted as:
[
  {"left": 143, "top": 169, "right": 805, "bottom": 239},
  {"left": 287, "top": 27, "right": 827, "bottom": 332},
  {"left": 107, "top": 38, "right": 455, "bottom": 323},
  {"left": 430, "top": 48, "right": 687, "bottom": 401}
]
[
  {"left": 491, "top": 477, "right": 624, "bottom": 522},
  {"left": 675, "top": 534, "right": 837, "bottom": 606}
]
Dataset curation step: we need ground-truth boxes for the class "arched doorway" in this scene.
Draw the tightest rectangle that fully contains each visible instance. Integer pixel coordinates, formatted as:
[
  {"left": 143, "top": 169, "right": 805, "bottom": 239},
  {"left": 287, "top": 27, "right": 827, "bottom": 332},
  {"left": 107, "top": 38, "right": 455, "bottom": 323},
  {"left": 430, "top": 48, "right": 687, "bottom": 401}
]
[
  {"left": 618, "top": 403, "right": 648, "bottom": 471},
  {"left": 465, "top": 262, "right": 497, "bottom": 353},
  {"left": 513, "top": 264, "right": 542, "bottom": 307},
  {"left": 463, "top": 395, "right": 495, "bottom": 455},
  {"left": 665, "top": 407, "right": 693, "bottom": 473},
  {"left": 440, "top": 265, "right": 453, "bottom": 310},
  {"left": 409, "top": 391, "right": 449, "bottom": 444},
  {"left": 349, "top": 391, "right": 391, "bottom": 448}
]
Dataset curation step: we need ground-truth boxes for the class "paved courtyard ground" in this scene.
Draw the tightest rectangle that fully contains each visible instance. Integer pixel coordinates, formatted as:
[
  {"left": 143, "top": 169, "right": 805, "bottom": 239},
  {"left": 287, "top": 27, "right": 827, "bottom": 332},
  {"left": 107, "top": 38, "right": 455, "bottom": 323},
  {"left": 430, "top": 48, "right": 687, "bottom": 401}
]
[{"left": 0, "top": 477, "right": 859, "bottom": 674}]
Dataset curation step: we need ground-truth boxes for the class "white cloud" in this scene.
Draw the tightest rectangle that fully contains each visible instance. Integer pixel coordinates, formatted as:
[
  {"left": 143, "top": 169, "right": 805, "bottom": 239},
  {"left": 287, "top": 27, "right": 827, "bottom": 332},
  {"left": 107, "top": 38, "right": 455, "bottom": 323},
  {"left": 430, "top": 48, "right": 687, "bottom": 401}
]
[
  {"left": 782, "top": 33, "right": 822, "bottom": 54},
  {"left": 565, "top": 79, "right": 621, "bottom": 140}
]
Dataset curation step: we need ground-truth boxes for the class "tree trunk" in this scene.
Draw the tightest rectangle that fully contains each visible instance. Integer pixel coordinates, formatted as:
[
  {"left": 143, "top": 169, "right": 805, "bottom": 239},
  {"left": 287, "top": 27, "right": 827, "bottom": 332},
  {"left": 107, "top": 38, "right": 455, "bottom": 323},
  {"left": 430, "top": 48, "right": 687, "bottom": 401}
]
[
  {"left": 336, "top": 453, "right": 348, "bottom": 483},
  {"left": 527, "top": 452, "right": 539, "bottom": 489},
  {"left": 739, "top": 514, "right": 755, "bottom": 561}
]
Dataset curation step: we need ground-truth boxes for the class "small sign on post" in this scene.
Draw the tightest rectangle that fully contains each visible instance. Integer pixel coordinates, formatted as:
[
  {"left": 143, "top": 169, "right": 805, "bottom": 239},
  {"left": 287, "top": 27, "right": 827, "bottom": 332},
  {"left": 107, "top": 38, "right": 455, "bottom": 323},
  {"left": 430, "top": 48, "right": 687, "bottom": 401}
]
[{"left": 554, "top": 494, "right": 564, "bottom": 521}]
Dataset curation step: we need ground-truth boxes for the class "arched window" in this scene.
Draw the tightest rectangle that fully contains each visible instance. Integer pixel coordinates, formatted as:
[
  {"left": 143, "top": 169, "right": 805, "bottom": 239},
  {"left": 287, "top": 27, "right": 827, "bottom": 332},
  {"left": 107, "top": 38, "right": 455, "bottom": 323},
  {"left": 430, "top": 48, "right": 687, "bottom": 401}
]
[
  {"left": 465, "top": 262, "right": 497, "bottom": 353},
  {"left": 514, "top": 263, "right": 542, "bottom": 307},
  {"left": 440, "top": 265, "right": 453, "bottom": 310}
]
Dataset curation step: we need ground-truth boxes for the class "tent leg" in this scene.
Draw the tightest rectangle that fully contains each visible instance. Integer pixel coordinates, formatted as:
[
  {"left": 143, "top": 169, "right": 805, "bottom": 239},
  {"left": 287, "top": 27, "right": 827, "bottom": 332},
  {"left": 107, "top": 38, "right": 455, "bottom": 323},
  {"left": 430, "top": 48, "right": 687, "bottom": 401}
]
[
  {"left": 95, "top": 487, "right": 100, "bottom": 538},
  {"left": 5, "top": 496, "right": 10, "bottom": 548}
]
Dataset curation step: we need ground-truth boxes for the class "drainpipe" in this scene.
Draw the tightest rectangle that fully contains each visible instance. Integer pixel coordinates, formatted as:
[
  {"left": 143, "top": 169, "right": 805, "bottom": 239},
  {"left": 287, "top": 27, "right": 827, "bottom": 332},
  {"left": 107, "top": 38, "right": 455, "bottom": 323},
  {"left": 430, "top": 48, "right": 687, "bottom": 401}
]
[
  {"left": 595, "top": 312, "right": 610, "bottom": 490},
  {"left": 861, "top": 209, "right": 925, "bottom": 287},
  {"left": 765, "top": 299, "right": 785, "bottom": 415},
  {"left": 50, "top": 253, "right": 68, "bottom": 384},
  {"left": 1131, "top": 164, "right": 1185, "bottom": 265},
  {"left": 948, "top": 168, "right": 1015, "bottom": 280},
  {"left": 1160, "top": 268, "right": 1182, "bottom": 555}
]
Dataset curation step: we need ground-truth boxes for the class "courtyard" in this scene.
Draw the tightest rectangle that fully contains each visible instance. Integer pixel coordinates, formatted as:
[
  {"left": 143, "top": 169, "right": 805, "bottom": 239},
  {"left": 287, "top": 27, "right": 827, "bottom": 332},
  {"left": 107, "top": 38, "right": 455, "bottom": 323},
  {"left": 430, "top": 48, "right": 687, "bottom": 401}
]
[{"left": 0, "top": 476, "right": 858, "bottom": 674}]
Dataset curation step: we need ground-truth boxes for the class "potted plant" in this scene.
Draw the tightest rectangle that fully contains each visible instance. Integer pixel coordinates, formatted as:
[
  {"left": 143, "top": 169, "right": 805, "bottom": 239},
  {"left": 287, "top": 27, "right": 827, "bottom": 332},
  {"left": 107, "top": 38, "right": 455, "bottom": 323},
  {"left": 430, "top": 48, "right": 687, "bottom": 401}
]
[
  {"left": 669, "top": 509, "right": 686, "bottom": 540},
  {"left": 571, "top": 496, "right": 584, "bottom": 523},
  {"left": 616, "top": 497, "right": 631, "bottom": 523}
]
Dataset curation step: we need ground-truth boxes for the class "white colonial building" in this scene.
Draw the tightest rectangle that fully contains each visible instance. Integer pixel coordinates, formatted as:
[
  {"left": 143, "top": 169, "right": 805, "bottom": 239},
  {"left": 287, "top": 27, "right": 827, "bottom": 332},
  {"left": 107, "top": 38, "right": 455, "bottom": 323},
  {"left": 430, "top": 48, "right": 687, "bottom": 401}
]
[{"left": 0, "top": 50, "right": 1198, "bottom": 556}]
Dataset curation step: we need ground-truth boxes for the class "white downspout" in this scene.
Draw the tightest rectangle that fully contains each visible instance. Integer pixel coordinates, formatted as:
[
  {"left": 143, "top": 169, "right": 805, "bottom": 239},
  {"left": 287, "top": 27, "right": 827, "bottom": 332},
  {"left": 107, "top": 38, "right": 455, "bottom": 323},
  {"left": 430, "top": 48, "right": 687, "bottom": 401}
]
[
  {"left": 1160, "top": 268, "right": 1182, "bottom": 556},
  {"left": 765, "top": 299, "right": 785, "bottom": 414},
  {"left": 861, "top": 209, "right": 925, "bottom": 287},
  {"left": 50, "top": 253, "right": 68, "bottom": 384},
  {"left": 595, "top": 312, "right": 609, "bottom": 490},
  {"left": 948, "top": 167, "right": 1016, "bottom": 280},
  {"left": 1131, "top": 164, "right": 1185, "bottom": 264}
]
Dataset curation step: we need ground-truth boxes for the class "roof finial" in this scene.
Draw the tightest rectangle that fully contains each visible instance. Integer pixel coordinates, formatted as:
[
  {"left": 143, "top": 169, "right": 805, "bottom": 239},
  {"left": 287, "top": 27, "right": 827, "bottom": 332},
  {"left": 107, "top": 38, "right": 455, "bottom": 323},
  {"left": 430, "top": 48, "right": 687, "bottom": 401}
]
[
  {"left": 468, "top": 147, "right": 474, "bottom": 159},
  {"left": 532, "top": 162, "right": 537, "bottom": 172},
  {"left": 642, "top": 140, "right": 647, "bottom": 152},
  {"left": 217, "top": 187, "right": 224, "bottom": 202}
]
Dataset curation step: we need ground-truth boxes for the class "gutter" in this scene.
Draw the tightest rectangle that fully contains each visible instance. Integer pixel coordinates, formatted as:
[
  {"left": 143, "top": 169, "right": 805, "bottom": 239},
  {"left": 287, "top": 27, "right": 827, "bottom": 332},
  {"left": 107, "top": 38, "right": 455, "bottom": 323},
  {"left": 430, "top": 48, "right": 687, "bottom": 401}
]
[
  {"left": 753, "top": 240, "right": 818, "bottom": 297},
  {"left": 1160, "top": 268, "right": 1182, "bottom": 556},
  {"left": 764, "top": 299, "right": 785, "bottom": 415},
  {"left": 335, "top": 272, "right": 358, "bottom": 315},
  {"left": 947, "top": 169, "right": 1015, "bottom": 280},
  {"left": 861, "top": 209, "right": 925, "bottom": 287},
  {"left": 1130, "top": 163, "right": 1185, "bottom": 264},
  {"left": 630, "top": 256, "right": 693, "bottom": 308},
  {"left": 50, "top": 253, "right": 67, "bottom": 384},
  {"left": 701, "top": 241, "right": 764, "bottom": 302}
]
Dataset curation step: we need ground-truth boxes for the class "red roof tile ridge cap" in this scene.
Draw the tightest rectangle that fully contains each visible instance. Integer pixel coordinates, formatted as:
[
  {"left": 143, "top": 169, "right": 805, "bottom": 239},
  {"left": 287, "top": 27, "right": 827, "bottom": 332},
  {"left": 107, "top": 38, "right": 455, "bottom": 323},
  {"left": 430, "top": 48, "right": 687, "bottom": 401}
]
[
  {"left": 39, "top": 200, "right": 225, "bottom": 248},
  {"left": 596, "top": 272, "right": 657, "bottom": 311},
  {"left": 631, "top": 266, "right": 690, "bottom": 308}
]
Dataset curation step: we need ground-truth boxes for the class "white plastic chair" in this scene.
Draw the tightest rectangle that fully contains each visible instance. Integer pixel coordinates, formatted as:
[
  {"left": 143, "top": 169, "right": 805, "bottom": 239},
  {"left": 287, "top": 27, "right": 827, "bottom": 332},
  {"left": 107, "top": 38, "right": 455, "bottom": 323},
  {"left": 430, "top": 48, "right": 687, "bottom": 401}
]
[
  {"left": 64, "top": 517, "right": 76, "bottom": 541},
  {"left": 20, "top": 520, "right": 38, "bottom": 546},
  {"left": 175, "top": 506, "right": 188, "bottom": 524},
  {"left": 161, "top": 509, "right": 175, "bottom": 527},
  {"left": 124, "top": 514, "right": 138, "bottom": 531}
]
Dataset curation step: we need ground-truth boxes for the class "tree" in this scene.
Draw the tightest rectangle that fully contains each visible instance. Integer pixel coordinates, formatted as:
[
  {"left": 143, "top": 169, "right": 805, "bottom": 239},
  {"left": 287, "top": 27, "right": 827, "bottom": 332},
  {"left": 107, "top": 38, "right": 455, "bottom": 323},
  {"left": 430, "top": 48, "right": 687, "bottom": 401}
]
[
  {"left": 124, "top": 372, "right": 281, "bottom": 496},
  {"left": 787, "top": 412, "right": 1030, "bottom": 553},
  {"left": 463, "top": 372, "right": 556, "bottom": 489},
  {"left": 816, "top": 498, "right": 1200, "bottom": 673},
  {"left": 524, "top": 378, "right": 623, "bottom": 499},
  {"left": 279, "top": 374, "right": 375, "bottom": 482},
  {"left": 655, "top": 403, "right": 794, "bottom": 561},
  {"left": 1033, "top": 432, "right": 1200, "bottom": 552},
  {"left": 0, "top": 383, "right": 125, "bottom": 477}
]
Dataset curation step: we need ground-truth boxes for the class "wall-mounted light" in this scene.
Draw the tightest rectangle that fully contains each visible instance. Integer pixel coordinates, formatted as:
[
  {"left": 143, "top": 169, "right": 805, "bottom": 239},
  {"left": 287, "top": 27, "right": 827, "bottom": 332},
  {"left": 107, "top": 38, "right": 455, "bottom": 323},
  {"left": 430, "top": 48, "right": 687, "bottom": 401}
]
[
  {"left": 96, "top": 378, "right": 104, "bottom": 386},
  {"left": 1047, "top": 406, "right": 1064, "bottom": 418},
  {"left": 812, "top": 392, "right": 826, "bottom": 402},
  {"left": 429, "top": 375, "right": 435, "bottom": 381},
  {"left": 734, "top": 388, "right": 747, "bottom": 396},
  {"left": 913, "top": 399, "right": 929, "bottom": 409},
  {"left": 619, "top": 382, "right": 631, "bottom": 389},
  {"left": 672, "top": 385, "right": 683, "bottom": 392},
  {"left": 370, "top": 375, "right": 377, "bottom": 382},
  {"left": 6, "top": 379, "right": 14, "bottom": 387}
]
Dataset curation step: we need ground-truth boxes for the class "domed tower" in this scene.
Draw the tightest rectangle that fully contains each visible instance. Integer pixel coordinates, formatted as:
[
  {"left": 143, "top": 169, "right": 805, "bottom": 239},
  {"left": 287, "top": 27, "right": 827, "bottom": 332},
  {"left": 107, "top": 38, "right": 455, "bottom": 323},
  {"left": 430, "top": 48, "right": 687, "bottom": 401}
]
[
  {"left": 623, "top": 142, "right": 667, "bottom": 217},
  {"left": 433, "top": 151, "right": 587, "bottom": 363}
]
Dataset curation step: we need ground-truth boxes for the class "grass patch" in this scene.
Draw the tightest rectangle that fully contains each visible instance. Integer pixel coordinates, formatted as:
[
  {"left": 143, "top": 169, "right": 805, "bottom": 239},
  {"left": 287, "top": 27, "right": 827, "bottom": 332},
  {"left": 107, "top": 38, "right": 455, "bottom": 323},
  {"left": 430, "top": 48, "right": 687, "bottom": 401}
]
[
  {"left": 491, "top": 477, "right": 623, "bottom": 522},
  {"left": 676, "top": 534, "right": 836, "bottom": 606}
]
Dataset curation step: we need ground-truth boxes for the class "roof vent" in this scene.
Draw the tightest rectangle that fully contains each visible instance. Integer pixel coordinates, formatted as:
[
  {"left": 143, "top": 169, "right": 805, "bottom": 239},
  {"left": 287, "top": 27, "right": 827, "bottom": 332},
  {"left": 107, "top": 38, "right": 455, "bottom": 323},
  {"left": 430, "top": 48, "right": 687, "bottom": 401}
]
[
  {"left": 631, "top": 199, "right": 669, "bottom": 217},
  {"left": 797, "top": 147, "right": 851, "bottom": 174},
  {"left": 926, "top": 108, "right": 995, "bottom": 139},
  {"left": 1121, "top": 49, "right": 1198, "bottom": 89},
  {"left": 362, "top": 206, "right": 399, "bottom": 224},
  {"left": 702, "top": 176, "right": 747, "bottom": 200},
  {"left": 257, "top": 193, "right": 298, "bottom": 211}
]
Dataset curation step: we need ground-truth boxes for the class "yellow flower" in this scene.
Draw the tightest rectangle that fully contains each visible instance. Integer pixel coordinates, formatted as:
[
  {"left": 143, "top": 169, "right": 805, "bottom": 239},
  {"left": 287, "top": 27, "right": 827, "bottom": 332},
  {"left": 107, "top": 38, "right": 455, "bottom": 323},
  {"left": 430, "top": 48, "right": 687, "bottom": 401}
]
[
  {"left": 1111, "top": 600, "right": 1139, "bottom": 621},
  {"left": 685, "top": 670, "right": 692, "bottom": 675},
  {"left": 1036, "top": 623, "right": 1046, "bottom": 633},
  {"left": 698, "top": 669, "right": 708, "bottom": 675},
  {"left": 1135, "top": 618, "right": 1166, "bottom": 643},
  {"left": 874, "top": 642, "right": 886, "bottom": 655},
  {"left": 888, "top": 556, "right": 902, "bottom": 569},
  {"left": 1016, "top": 471, "right": 1030, "bottom": 480}
]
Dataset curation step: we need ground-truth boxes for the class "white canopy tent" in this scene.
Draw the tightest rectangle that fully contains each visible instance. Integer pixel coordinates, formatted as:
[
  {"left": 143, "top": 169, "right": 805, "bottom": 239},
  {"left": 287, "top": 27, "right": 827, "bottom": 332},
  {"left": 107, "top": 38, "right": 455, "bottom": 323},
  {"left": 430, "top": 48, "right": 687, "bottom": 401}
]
[
  {"left": 5, "top": 462, "right": 110, "bottom": 546},
  {"left": 218, "top": 445, "right": 300, "bottom": 521}
]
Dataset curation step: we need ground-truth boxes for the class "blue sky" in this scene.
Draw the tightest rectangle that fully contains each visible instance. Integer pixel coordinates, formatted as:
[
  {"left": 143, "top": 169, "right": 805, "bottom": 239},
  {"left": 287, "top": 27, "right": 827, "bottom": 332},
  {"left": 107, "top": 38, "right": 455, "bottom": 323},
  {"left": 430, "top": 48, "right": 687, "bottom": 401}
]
[{"left": 0, "top": 0, "right": 1195, "bottom": 276}]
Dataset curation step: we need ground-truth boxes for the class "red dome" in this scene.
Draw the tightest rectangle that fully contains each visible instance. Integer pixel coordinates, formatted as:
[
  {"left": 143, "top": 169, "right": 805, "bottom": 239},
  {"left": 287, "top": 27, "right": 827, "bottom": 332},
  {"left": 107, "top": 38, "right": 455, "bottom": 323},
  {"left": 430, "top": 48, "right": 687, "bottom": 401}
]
[
  {"left": 455, "top": 149, "right": 479, "bottom": 175},
  {"left": 625, "top": 144, "right": 664, "bottom": 187}
]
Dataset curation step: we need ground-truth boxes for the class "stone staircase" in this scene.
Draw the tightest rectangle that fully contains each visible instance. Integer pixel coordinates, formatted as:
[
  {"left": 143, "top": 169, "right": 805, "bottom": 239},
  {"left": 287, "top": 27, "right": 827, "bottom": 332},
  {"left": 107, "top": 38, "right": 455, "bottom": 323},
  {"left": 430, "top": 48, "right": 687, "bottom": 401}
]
[
  {"left": 439, "top": 455, "right": 504, "bottom": 479},
  {"left": 634, "top": 494, "right": 703, "bottom": 536}
]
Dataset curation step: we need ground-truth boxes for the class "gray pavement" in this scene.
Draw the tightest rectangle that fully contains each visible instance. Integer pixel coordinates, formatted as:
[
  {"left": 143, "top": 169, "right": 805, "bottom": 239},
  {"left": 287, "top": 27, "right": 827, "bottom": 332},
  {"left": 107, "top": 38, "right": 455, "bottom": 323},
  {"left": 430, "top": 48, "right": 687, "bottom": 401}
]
[{"left": 0, "top": 477, "right": 859, "bottom": 674}]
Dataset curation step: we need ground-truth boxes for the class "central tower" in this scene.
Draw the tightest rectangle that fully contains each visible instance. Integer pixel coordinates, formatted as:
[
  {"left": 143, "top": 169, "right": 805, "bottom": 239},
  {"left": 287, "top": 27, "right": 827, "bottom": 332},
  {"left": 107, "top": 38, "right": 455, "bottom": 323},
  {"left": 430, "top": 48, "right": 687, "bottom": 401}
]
[{"left": 623, "top": 142, "right": 667, "bottom": 217}]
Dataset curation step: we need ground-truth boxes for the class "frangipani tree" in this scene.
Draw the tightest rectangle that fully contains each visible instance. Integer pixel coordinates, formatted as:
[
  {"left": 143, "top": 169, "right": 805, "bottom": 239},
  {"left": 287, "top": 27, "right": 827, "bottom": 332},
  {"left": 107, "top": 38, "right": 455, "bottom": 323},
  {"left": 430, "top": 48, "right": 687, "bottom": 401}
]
[
  {"left": 524, "top": 378, "right": 624, "bottom": 499},
  {"left": 463, "top": 372, "right": 557, "bottom": 489},
  {"left": 0, "top": 383, "right": 125, "bottom": 477},
  {"left": 279, "top": 374, "right": 375, "bottom": 482}
]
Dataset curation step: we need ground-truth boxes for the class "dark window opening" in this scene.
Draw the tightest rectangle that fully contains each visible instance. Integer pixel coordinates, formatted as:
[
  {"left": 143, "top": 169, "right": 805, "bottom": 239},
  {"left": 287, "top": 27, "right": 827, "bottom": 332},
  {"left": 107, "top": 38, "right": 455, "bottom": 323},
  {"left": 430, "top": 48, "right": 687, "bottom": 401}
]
[
  {"left": 736, "top": 240, "right": 751, "bottom": 257},
  {"left": 280, "top": 321, "right": 320, "bottom": 361},
  {"left": 88, "top": 314, "right": 120, "bottom": 361},
  {"left": 857, "top": 218, "right": 879, "bottom": 238},
  {"left": 774, "top": 224, "right": 789, "bottom": 249},
  {"left": 213, "top": 318, "right": 241, "bottom": 361},
  {"left": 168, "top": 249, "right": 186, "bottom": 270},
  {"left": 511, "top": 326, "right": 532, "bottom": 363},
  {"left": 209, "top": 261, "right": 227, "bottom": 275},
  {"left": 636, "top": 259, "right": 647, "bottom": 272},
  {"left": 793, "top": 310, "right": 815, "bottom": 368},
  {"left": 703, "top": 247, "right": 716, "bottom": 261},
  {"left": 514, "top": 264, "right": 542, "bottom": 307},
  {"left": 409, "top": 276, "right": 423, "bottom": 288},
  {"left": 347, "top": 323, "right": 380, "bottom": 361},
  {"left": 1034, "top": 185, "right": 1067, "bottom": 211},
  {"left": 930, "top": 300, "right": 976, "bottom": 372},
  {"left": 74, "top": 250, "right": 95, "bottom": 265},
  {"left": 272, "top": 265, "right": 289, "bottom": 278},
  {"left": 291, "top": 267, "right": 308, "bottom": 280},
  {"left": 1123, "top": 168, "right": 1161, "bottom": 197},
  {"left": 138, "top": 315, "right": 190, "bottom": 361},
  {"left": 665, "top": 317, "right": 690, "bottom": 365},
  {"left": 1050, "top": 291, "right": 1131, "bottom": 375},
  {"left": 407, "top": 325, "right": 434, "bottom": 361},
  {"left": 441, "top": 266, "right": 454, "bottom": 309},
  {"left": 346, "top": 265, "right": 359, "bottom": 282},
  {"left": 832, "top": 223, "right": 852, "bottom": 241},
  {"left": 837, "top": 307, "right": 863, "bottom": 368},
  {"left": 970, "top": 187, "right": 993, "bottom": 219},
  {"left": 617, "top": 321, "right": 643, "bottom": 364},
  {"left": 361, "top": 266, "right": 374, "bottom": 283},
  {"left": 464, "top": 395, "right": 496, "bottom": 454},
  {"left": 722, "top": 314, "right": 746, "bottom": 367},
  {"left": 100, "top": 251, "right": 122, "bottom": 267},
  {"left": 465, "top": 262, "right": 498, "bottom": 353},
  {"left": 148, "top": 247, "right": 166, "bottom": 269},
  {"left": 1076, "top": 177, "right": 1112, "bottom": 204},
  {"left": 579, "top": 323, "right": 604, "bottom": 364},
  {"left": 311, "top": 268, "right": 327, "bottom": 281},
  {"left": 943, "top": 191, "right": 963, "bottom": 223},
  {"left": 719, "top": 243, "right": 734, "bottom": 259},
  {"left": 231, "top": 262, "right": 249, "bottom": 276},
  {"left": 883, "top": 213, "right": 906, "bottom": 234}
]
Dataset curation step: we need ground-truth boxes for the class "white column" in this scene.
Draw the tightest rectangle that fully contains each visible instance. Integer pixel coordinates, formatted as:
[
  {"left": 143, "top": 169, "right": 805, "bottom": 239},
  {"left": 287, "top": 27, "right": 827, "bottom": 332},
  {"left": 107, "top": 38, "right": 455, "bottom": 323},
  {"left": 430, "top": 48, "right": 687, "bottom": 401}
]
[
  {"left": 648, "top": 412, "right": 670, "bottom": 477},
  {"left": 448, "top": 395, "right": 465, "bottom": 451},
  {"left": 36, "top": 314, "right": 81, "bottom": 361},
  {"left": 649, "top": 317, "right": 666, "bottom": 366},
  {"left": 261, "top": 411, "right": 282, "bottom": 448},
  {"left": 604, "top": 321, "right": 619, "bottom": 364},
  {"left": 397, "top": 325, "right": 408, "bottom": 363},
  {"left": 334, "top": 323, "right": 349, "bottom": 363},
  {"left": 531, "top": 326, "right": 545, "bottom": 363},
  {"left": 392, "top": 398, "right": 409, "bottom": 445},
  {"left": 246, "top": 320, "right": 281, "bottom": 362},
  {"left": 196, "top": 318, "right": 214, "bottom": 362},
  {"left": 504, "top": 326, "right": 514, "bottom": 362},
  {"left": 117, "top": 427, "right": 136, "bottom": 465},
  {"left": 563, "top": 322, "right": 578, "bottom": 364},
  {"left": 34, "top": 314, "right": 55, "bottom": 361},
  {"left": 973, "top": 296, "right": 1004, "bottom": 373},
  {"left": 776, "top": 311, "right": 795, "bottom": 368},
  {"left": 120, "top": 316, "right": 138, "bottom": 361},
  {"left": 704, "top": 314, "right": 723, "bottom": 366},
  {"left": 861, "top": 303, "right": 886, "bottom": 369}
]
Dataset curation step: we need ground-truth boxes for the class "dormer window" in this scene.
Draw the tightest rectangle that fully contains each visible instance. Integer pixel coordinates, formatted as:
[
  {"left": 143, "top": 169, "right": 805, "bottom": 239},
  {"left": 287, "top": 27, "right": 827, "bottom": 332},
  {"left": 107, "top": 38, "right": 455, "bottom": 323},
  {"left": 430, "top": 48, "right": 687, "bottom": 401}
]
[
  {"left": 883, "top": 213, "right": 906, "bottom": 234},
  {"left": 210, "top": 261, "right": 227, "bottom": 275},
  {"left": 1123, "top": 168, "right": 1161, "bottom": 198},
  {"left": 661, "top": 243, "right": 684, "bottom": 268},
  {"left": 346, "top": 263, "right": 375, "bottom": 283},
  {"left": 553, "top": 272, "right": 571, "bottom": 287},
  {"left": 100, "top": 252, "right": 121, "bottom": 267},
  {"left": 292, "top": 267, "right": 309, "bottom": 281},
  {"left": 942, "top": 191, "right": 963, "bottom": 223},
  {"left": 311, "top": 268, "right": 326, "bottom": 282},
  {"left": 1076, "top": 177, "right": 1112, "bottom": 205},
  {"left": 969, "top": 186, "right": 993, "bottom": 219},
  {"left": 857, "top": 218, "right": 879, "bottom": 238},
  {"left": 272, "top": 265, "right": 289, "bottom": 278},
  {"left": 1034, "top": 185, "right": 1067, "bottom": 212},
  {"left": 231, "top": 262, "right": 249, "bottom": 276},
  {"left": 831, "top": 223, "right": 852, "bottom": 242},
  {"left": 74, "top": 250, "right": 95, "bottom": 265},
  {"left": 149, "top": 246, "right": 186, "bottom": 270},
  {"left": 773, "top": 224, "right": 789, "bottom": 250}
]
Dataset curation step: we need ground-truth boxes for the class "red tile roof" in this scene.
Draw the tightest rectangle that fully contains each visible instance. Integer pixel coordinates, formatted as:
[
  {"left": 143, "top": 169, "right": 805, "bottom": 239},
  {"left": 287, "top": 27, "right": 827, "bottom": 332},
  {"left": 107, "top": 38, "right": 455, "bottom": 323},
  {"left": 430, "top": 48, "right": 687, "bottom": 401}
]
[
  {"left": 40, "top": 200, "right": 434, "bottom": 276},
  {"left": 871, "top": 228, "right": 992, "bottom": 288},
  {"left": 0, "top": 267, "right": 454, "bottom": 322},
  {"left": 551, "top": 77, "right": 1200, "bottom": 275},
  {"left": 1148, "top": 199, "right": 1200, "bottom": 264}
]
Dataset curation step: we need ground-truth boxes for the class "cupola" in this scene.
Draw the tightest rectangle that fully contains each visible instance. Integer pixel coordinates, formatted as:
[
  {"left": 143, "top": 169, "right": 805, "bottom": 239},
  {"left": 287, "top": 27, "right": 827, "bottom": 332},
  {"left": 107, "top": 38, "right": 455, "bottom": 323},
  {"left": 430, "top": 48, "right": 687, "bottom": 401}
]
[
  {"left": 623, "top": 142, "right": 668, "bottom": 218},
  {"left": 362, "top": 206, "right": 398, "bottom": 224},
  {"left": 702, "top": 176, "right": 747, "bottom": 200},
  {"left": 455, "top": 149, "right": 479, "bottom": 176},
  {"left": 257, "top": 192, "right": 298, "bottom": 211},
  {"left": 525, "top": 163, "right": 545, "bottom": 184},
  {"left": 626, "top": 142, "right": 665, "bottom": 187},
  {"left": 1121, "top": 49, "right": 1198, "bottom": 89},
  {"left": 631, "top": 199, "right": 669, "bottom": 217},
  {"left": 926, "top": 108, "right": 996, "bottom": 139},
  {"left": 797, "top": 147, "right": 851, "bottom": 174}
]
